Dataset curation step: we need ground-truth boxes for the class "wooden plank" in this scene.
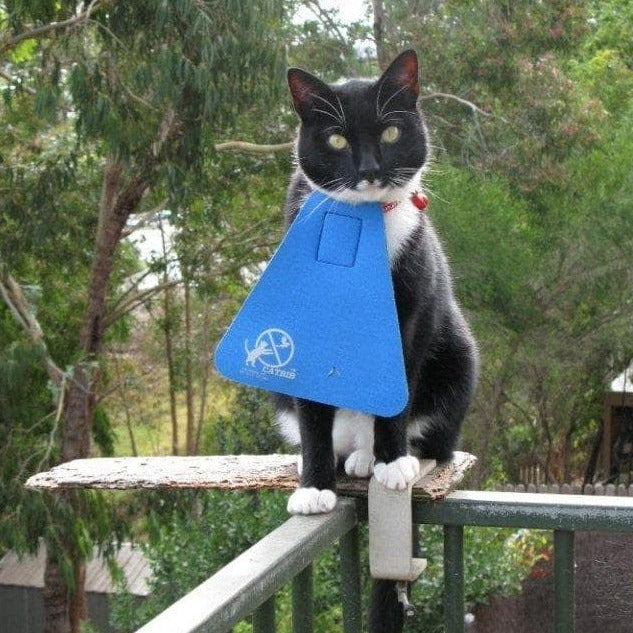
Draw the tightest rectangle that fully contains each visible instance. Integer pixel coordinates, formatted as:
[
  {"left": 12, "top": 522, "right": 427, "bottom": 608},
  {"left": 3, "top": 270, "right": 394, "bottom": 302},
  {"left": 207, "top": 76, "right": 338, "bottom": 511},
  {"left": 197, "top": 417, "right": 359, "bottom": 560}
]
[
  {"left": 25, "top": 451, "right": 476, "bottom": 501},
  {"left": 340, "top": 452, "right": 477, "bottom": 501},
  {"left": 25, "top": 454, "right": 300, "bottom": 492}
]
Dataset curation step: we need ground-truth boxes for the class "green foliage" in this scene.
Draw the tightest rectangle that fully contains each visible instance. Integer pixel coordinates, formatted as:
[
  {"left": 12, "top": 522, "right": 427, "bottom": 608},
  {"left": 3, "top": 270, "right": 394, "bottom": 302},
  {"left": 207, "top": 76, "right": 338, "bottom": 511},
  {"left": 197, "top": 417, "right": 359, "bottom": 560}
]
[
  {"left": 411, "top": 526, "right": 548, "bottom": 632},
  {"left": 430, "top": 165, "right": 537, "bottom": 332},
  {"left": 287, "top": 2, "right": 374, "bottom": 82},
  {"left": 92, "top": 406, "right": 116, "bottom": 457},
  {"left": 586, "top": 0, "right": 633, "bottom": 67},
  {"left": 108, "top": 490, "right": 290, "bottom": 632},
  {"left": 64, "top": 0, "right": 287, "bottom": 204},
  {"left": 0, "top": 337, "right": 52, "bottom": 555},
  {"left": 205, "top": 386, "right": 288, "bottom": 456},
  {"left": 1, "top": 1, "right": 292, "bottom": 622}
]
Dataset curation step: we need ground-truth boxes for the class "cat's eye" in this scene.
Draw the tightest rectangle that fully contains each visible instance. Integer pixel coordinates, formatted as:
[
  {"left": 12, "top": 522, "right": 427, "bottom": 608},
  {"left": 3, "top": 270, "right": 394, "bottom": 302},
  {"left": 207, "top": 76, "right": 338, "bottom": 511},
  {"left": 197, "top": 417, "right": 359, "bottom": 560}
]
[
  {"left": 327, "top": 134, "right": 349, "bottom": 150},
  {"left": 381, "top": 126, "right": 401, "bottom": 144}
]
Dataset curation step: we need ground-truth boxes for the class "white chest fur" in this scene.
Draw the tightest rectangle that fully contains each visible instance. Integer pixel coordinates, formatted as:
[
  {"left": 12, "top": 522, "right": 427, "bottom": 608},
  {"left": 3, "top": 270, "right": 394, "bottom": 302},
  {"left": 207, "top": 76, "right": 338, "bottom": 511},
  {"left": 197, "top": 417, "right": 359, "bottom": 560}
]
[
  {"left": 275, "top": 408, "right": 374, "bottom": 457},
  {"left": 383, "top": 198, "right": 421, "bottom": 264}
]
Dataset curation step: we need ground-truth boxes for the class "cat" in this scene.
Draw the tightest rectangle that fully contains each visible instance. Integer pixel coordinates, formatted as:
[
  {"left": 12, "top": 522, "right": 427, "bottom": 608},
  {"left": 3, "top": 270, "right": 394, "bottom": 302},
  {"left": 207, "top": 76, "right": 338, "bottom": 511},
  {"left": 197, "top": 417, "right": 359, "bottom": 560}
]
[{"left": 275, "top": 49, "right": 478, "bottom": 631}]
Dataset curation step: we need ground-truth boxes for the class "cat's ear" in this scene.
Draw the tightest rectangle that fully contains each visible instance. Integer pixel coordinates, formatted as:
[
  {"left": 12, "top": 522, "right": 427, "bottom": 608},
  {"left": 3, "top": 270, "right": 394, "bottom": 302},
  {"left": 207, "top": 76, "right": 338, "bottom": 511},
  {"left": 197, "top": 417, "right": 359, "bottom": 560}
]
[
  {"left": 377, "top": 49, "right": 419, "bottom": 109},
  {"left": 287, "top": 68, "right": 338, "bottom": 122}
]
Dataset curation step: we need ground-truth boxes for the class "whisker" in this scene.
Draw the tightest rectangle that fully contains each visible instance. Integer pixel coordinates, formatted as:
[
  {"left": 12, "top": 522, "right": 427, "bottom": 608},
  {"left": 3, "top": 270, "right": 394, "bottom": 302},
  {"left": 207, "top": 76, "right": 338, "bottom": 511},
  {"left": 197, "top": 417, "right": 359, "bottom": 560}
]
[
  {"left": 334, "top": 93, "right": 346, "bottom": 126},
  {"left": 380, "top": 110, "right": 418, "bottom": 123},
  {"left": 376, "top": 78, "right": 388, "bottom": 120},
  {"left": 378, "top": 84, "right": 409, "bottom": 119},
  {"left": 310, "top": 93, "right": 345, "bottom": 125},
  {"left": 318, "top": 177, "right": 345, "bottom": 190},
  {"left": 392, "top": 167, "right": 420, "bottom": 174},
  {"left": 301, "top": 191, "right": 335, "bottom": 222},
  {"left": 312, "top": 108, "right": 343, "bottom": 124}
]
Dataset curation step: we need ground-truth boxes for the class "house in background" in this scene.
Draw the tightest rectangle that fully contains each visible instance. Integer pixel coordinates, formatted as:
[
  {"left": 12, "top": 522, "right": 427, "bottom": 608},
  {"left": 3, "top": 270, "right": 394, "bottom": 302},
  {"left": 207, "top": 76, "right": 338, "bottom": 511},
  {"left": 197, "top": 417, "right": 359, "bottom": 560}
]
[
  {"left": 0, "top": 542, "right": 151, "bottom": 633},
  {"left": 601, "top": 364, "right": 633, "bottom": 482}
]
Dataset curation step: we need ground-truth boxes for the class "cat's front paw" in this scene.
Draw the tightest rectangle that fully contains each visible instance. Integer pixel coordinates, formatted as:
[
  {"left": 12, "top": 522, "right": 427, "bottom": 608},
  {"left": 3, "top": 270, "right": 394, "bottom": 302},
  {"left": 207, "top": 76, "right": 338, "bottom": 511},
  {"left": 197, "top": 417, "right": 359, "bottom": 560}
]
[
  {"left": 287, "top": 487, "right": 337, "bottom": 515},
  {"left": 344, "top": 449, "right": 375, "bottom": 478},
  {"left": 374, "top": 456, "right": 420, "bottom": 491}
]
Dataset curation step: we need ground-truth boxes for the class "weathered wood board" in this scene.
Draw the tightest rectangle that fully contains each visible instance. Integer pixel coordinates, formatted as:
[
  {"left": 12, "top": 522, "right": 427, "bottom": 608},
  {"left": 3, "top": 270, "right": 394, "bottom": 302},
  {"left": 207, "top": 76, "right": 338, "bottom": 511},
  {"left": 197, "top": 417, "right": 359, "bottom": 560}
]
[{"left": 25, "top": 451, "right": 476, "bottom": 501}]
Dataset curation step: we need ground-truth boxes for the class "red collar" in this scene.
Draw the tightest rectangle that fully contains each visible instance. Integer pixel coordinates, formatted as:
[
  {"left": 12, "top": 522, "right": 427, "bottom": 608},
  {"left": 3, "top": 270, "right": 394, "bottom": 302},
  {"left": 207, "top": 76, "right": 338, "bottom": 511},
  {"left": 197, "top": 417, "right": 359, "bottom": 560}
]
[{"left": 382, "top": 192, "right": 429, "bottom": 213}]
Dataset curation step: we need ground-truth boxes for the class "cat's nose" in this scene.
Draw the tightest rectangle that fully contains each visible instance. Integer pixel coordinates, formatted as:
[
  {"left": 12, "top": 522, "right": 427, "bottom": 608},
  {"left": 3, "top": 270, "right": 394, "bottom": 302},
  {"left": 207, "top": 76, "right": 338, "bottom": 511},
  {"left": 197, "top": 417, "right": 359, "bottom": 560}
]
[
  {"left": 358, "top": 169, "right": 379, "bottom": 184},
  {"left": 358, "top": 154, "right": 380, "bottom": 183}
]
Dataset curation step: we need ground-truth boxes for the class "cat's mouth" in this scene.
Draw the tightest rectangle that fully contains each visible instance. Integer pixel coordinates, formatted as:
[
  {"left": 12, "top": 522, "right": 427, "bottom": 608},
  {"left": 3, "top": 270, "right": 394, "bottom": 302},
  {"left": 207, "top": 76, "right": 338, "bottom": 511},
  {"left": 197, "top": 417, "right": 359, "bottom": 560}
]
[
  {"left": 306, "top": 172, "right": 398, "bottom": 204},
  {"left": 355, "top": 179, "right": 384, "bottom": 192},
  {"left": 350, "top": 178, "right": 391, "bottom": 202},
  {"left": 320, "top": 179, "right": 392, "bottom": 204}
]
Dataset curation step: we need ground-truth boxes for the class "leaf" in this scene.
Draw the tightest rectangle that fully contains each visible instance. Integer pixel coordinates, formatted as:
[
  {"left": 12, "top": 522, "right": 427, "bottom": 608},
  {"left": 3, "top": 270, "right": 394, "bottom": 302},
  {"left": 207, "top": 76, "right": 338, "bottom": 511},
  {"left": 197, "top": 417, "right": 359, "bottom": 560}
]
[{"left": 8, "top": 37, "right": 36, "bottom": 63}]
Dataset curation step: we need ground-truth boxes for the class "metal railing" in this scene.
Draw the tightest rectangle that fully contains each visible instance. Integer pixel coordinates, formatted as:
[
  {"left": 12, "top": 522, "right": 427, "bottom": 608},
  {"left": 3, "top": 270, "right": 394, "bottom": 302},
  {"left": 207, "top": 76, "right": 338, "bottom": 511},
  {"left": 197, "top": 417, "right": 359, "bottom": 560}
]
[
  {"left": 133, "top": 491, "right": 633, "bottom": 633},
  {"left": 135, "top": 498, "right": 362, "bottom": 633}
]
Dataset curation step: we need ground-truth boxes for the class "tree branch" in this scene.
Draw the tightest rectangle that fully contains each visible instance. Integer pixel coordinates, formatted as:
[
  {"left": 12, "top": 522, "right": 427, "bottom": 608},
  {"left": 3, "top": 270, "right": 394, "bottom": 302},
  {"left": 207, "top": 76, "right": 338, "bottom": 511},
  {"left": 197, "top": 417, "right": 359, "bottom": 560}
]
[
  {"left": 0, "top": 0, "right": 109, "bottom": 55},
  {"left": 303, "top": 0, "right": 350, "bottom": 47},
  {"left": 420, "top": 92, "right": 506, "bottom": 121},
  {"left": 121, "top": 201, "right": 167, "bottom": 238},
  {"left": 214, "top": 140, "right": 294, "bottom": 154},
  {"left": 0, "top": 0, "right": 108, "bottom": 55},
  {"left": 0, "top": 266, "right": 65, "bottom": 387},
  {"left": 34, "top": 374, "right": 66, "bottom": 473},
  {"left": 0, "top": 67, "right": 37, "bottom": 94},
  {"left": 105, "top": 279, "right": 180, "bottom": 327}
]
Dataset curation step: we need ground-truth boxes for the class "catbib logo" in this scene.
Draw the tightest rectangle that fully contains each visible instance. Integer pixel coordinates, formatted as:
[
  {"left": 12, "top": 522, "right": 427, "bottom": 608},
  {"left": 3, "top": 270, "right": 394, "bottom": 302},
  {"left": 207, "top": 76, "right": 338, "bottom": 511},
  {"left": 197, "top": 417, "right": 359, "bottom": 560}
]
[{"left": 243, "top": 328, "right": 296, "bottom": 380}]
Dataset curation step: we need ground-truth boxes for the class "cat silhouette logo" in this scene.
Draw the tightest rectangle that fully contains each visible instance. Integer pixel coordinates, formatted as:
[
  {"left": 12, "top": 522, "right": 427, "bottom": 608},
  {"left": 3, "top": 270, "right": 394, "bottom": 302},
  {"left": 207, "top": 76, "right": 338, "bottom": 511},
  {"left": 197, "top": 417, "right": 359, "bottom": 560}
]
[{"left": 244, "top": 328, "right": 295, "bottom": 369}]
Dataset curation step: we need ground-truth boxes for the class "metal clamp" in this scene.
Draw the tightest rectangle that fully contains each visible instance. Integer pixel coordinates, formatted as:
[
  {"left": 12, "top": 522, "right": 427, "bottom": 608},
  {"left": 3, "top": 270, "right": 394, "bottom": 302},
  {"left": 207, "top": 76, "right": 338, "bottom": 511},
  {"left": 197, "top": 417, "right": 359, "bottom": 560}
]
[
  {"left": 368, "top": 460, "right": 436, "bottom": 615},
  {"left": 396, "top": 581, "right": 415, "bottom": 617}
]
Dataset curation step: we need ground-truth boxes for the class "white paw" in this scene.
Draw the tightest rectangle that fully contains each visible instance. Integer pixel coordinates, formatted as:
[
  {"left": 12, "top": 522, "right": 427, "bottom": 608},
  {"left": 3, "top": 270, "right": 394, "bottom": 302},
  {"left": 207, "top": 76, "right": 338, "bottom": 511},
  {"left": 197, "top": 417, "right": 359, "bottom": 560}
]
[
  {"left": 374, "top": 456, "right": 421, "bottom": 491},
  {"left": 287, "top": 487, "right": 337, "bottom": 515},
  {"left": 296, "top": 454, "right": 303, "bottom": 476},
  {"left": 344, "top": 449, "right": 375, "bottom": 478}
]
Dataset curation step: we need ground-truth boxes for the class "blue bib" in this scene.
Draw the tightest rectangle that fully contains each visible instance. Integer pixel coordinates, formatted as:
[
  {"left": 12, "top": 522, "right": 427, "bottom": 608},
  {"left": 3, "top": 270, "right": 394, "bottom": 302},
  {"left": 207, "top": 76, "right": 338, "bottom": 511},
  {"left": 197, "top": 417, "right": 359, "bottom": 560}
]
[{"left": 214, "top": 191, "right": 408, "bottom": 417}]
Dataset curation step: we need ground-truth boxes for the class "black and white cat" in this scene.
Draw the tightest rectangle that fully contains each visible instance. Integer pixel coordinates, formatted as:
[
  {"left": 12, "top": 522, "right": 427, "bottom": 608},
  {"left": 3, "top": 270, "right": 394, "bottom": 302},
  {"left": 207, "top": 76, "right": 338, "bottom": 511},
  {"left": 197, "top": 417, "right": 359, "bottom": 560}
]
[{"left": 276, "top": 50, "right": 478, "bottom": 515}]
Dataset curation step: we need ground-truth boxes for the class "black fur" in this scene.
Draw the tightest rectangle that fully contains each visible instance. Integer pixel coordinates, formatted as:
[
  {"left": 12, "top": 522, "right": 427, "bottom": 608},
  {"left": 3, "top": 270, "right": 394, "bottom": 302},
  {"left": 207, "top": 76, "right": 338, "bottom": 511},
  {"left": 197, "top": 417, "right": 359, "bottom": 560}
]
[{"left": 278, "top": 50, "right": 478, "bottom": 632}]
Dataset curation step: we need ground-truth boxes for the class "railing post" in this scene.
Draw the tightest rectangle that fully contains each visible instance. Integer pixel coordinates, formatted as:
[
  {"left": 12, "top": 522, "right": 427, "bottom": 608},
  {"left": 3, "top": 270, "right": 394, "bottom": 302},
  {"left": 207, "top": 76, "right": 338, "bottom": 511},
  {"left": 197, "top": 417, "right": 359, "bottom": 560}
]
[
  {"left": 253, "top": 595, "right": 275, "bottom": 633},
  {"left": 554, "top": 530, "right": 575, "bottom": 633},
  {"left": 339, "top": 524, "right": 363, "bottom": 633},
  {"left": 444, "top": 524, "right": 464, "bottom": 633},
  {"left": 292, "top": 564, "right": 313, "bottom": 633}
]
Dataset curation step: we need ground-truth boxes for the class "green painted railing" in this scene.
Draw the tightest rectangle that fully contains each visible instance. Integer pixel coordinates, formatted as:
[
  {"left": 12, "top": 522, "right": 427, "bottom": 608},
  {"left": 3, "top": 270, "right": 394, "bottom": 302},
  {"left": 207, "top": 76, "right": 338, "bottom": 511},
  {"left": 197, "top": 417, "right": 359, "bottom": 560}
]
[{"left": 133, "top": 491, "right": 633, "bottom": 633}]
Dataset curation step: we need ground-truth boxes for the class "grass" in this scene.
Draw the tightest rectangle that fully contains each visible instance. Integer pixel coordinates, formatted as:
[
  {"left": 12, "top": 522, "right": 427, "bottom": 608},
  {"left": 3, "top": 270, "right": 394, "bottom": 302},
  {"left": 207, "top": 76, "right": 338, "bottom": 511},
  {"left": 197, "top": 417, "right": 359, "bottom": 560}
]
[{"left": 106, "top": 357, "right": 233, "bottom": 457}]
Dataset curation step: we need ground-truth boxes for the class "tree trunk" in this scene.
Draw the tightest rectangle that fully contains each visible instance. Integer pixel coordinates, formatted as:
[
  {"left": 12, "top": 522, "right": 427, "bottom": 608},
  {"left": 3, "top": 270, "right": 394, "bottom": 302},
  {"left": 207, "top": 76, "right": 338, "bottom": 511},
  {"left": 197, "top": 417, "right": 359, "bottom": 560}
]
[
  {"left": 184, "top": 276, "right": 196, "bottom": 455},
  {"left": 43, "top": 160, "right": 148, "bottom": 633},
  {"left": 372, "top": 0, "right": 390, "bottom": 71},
  {"left": 160, "top": 220, "right": 180, "bottom": 456},
  {"left": 114, "top": 355, "right": 139, "bottom": 456},
  {"left": 43, "top": 554, "right": 70, "bottom": 633},
  {"left": 194, "top": 298, "right": 211, "bottom": 454}
]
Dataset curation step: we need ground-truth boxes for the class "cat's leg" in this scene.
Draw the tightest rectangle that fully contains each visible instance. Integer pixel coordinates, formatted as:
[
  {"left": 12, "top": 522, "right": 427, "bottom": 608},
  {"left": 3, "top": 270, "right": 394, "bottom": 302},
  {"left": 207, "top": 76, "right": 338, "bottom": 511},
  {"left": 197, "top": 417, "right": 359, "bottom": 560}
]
[
  {"left": 287, "top": 400, "right": 337, "bottom": 514},
  {"left": 409, "top": 328, "right": 478, "bottom": 462},
  {"left": 272, "top": 393, "right": 303, "bottom": 475},
  {"left": 332, "top": 409, "right": 376, "bottom": 478},
  {"left": 373, "top": 414, "right": 421, "bottom": 490}
]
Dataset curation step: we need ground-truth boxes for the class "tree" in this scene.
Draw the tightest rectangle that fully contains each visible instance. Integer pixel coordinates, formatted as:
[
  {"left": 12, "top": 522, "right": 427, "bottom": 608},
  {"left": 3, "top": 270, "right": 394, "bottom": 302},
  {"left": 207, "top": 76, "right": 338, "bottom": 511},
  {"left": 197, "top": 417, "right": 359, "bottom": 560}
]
[
  {"left": 362, "top": 0, "right": 633, "bottom": 483},
  {"left": 1, "top": 2, "right": 287, "bottom": 630}
]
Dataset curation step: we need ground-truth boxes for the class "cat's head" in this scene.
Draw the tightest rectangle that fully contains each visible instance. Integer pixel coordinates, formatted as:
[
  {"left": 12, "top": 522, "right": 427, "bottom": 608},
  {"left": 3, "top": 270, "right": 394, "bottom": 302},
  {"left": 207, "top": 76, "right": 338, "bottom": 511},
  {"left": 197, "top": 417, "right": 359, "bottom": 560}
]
[{"left": 287, "top": 50, "right": 427, "bottom": 204}]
